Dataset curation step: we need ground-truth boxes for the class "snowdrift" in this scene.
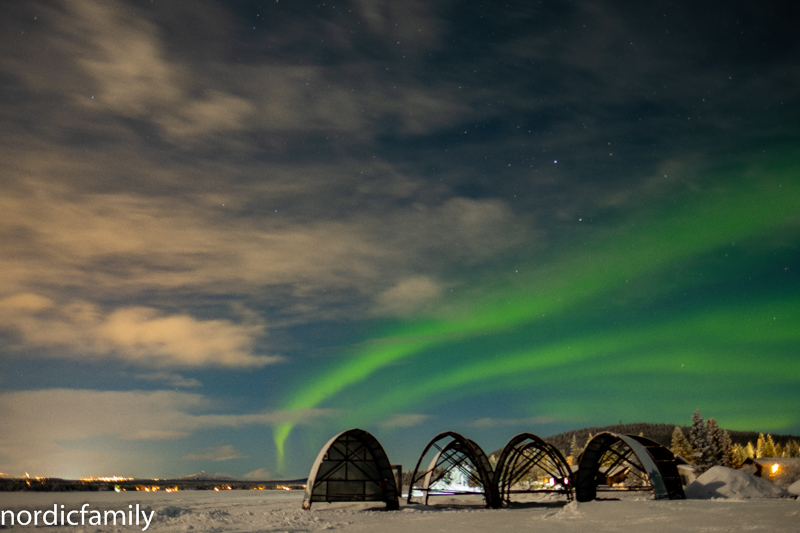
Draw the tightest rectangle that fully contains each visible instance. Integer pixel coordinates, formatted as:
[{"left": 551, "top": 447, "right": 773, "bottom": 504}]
[{"left": 684, "top": 466, "right": 795, "bottom": 499}]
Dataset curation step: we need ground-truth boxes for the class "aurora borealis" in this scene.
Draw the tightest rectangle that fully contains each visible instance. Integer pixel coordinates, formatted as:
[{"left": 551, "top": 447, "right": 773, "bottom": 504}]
[
  {"left": 1, "top": 0, "right": 799, "bottom": 479},
  {"left": 274, "top": 160, "right": 800, "bottom": 467}
]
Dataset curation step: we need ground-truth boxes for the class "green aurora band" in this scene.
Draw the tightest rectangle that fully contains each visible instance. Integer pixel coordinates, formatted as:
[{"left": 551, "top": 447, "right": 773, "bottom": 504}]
[
  {"left": 274, "top": 158, "right": 800, "bottom": 469},
  {"left": 333, "top": 298, "right": 800, "bottom": 426}
]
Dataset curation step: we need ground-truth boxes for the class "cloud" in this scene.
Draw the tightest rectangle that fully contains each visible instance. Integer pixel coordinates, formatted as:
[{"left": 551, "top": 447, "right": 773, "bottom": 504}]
[
  {"left": 0, "top": 0, "right": 577, "bottom": 368},
  {"left": 181, "top": 445, "right": 245, "bottom": 462},
  {"left": 54, "top": 0, "right": 256, "bottom": 145},
  {"left": 0, "top": 294, "right": 276, "bottom": 368},
  {"left": 1, "top": 0, "right": 466, "bottom": 148},
  {"left": 0, "top": 171, "right": 528, "bottom": 329},
  {"left": 68, "top": 0, "right": 182, "bottom": 114},
  {"left": 135, "top": 372, "right": 202, "bottom": 388},
  {"left": 376, "top": 413, "right": 431, "bottom": 429},
  {"left": 242, "top": 468, "right": 277, "bottom": 480},
  {"left": 158, "top": 90, "right": 256, "bottom": 141},
  {"left": 0, "top": 389, "right": 330, "bottom": 477},
  {"left": 0, "top": 0, "right": 531, "bottom": 341},
  {"left": 375, "top": 276, "right": 443, "bottom": 316},
  {"left": 353, "top": 0, "right": 445, "bottom": 48},
  {"left": 100, "top": 307, "right": 271, "bottom": 367},
  {"left": 468, "top": 416, "right": 557, "bottom": 429}
]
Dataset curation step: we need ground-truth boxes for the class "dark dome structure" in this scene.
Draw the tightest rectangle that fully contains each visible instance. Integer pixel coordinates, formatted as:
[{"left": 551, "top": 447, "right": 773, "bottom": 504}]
[
  {"left": 575, "top": 432, "right": 685, "bottom": 502},
  {"left": 303, "top": 428, "right": 399, "bottom": 510}
]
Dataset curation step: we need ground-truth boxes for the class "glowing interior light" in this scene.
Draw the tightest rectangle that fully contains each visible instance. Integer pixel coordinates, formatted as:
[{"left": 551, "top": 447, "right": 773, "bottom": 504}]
[{"left": 772, "top": 463, "right": 779, "bottom": 474}]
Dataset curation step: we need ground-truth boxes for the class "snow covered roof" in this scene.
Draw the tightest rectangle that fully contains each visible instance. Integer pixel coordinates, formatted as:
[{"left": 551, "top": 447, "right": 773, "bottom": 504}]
[{"left": 752, "top": 457, "right": 800, "bottom": 467}]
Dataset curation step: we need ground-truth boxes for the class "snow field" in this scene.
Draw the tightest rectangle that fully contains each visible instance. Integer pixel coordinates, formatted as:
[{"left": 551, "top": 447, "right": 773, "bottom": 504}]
[
  {"left": 1, "top": 489, "right": 799, "bottom": 533},
  {"left": 2, "top": 468, "right": 799, "bottom": 533}
]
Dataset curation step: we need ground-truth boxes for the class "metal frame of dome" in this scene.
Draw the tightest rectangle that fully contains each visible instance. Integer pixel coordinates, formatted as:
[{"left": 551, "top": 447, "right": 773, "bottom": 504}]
[
  {"left": 406, "top": 431, "right": 497, "bottom": 508},
  {"left": 575, "top": 432, "right": 685, "bottom": 502},
  {"left": 494, "top": 432, "right": 574, "bottom": 506}
]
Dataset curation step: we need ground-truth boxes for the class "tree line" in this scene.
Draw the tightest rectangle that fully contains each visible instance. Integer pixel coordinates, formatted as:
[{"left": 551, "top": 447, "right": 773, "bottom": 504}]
[
  {"left": 670, "top": 410, "right": 800, "bottom": 474},
  {"left": 543, "top": 418, "right": 800, "bottom": 470}
]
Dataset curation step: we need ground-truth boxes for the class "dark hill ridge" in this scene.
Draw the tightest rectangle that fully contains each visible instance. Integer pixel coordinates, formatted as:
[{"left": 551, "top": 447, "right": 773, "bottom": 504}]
[
  {"left": 176, "top": 472, "right": 237, "bottom": 481},
  {"left": 543, "top": 422, "right": 800, "bottom": 456}
]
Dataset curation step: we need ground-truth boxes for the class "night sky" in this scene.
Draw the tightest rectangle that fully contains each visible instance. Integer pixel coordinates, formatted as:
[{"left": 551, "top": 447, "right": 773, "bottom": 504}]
[{"left": 1, "top": 0, "right": 799, "bottom": 480}]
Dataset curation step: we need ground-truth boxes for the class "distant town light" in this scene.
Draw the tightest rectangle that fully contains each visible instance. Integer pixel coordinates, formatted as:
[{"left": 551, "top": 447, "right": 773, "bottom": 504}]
[{"left": 80, "top": 476, "right": 133, "bottom": 482}]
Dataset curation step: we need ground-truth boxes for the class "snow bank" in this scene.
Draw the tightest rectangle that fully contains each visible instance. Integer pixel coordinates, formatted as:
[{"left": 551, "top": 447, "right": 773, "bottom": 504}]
[
  {"left": 541, "top": 500, "right": 583, "bottom": 520},
  {"left": 789, "top": 479, "right": 800, "bottom": 496},
  {"left": 684, "top": 466, "right": 795, "bottom": 499}
]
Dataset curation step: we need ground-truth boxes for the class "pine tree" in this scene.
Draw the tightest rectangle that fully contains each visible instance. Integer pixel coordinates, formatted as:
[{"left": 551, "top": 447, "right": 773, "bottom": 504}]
[
  {"left": 783, "top": 441, "right": 791, "bottom": 457},
  {"left": 756, "top": 433, "right": 765, "bottom": 458},
  {"left": 720, "top": 430, "right": 733, "bottom": 468},
  {"left": 670, "top": 426, "right": 693, "bottom": 461},
  {"left": 706, "top": 418, "right": 723, "bottom": 466},
  {"left": 569, "top": 434, "right": 582, "bottom": 463},
  {"left": 731, "top": 443, "right": 746, "bottom": 469},
  {"left": 689, "top": 410, "right": 714, "bottom": 474},
  {"left": 745, "top": 442, "right": 756, "bottom": 460},
  {"left": 763, "top": 434, "right": 777, "bottom": 457},
  {"left": 787, "top": 440, "right": 800, "bottom": 458}
]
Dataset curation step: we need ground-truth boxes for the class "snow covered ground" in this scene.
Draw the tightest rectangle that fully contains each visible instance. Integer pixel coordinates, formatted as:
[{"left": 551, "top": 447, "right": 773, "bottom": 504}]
[
  {"left": 685, "top": 466, "right": 795, "bottom": 499},
  {"left": 1, "top": 488, "right": 799, "bottom": 533}
]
